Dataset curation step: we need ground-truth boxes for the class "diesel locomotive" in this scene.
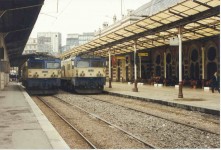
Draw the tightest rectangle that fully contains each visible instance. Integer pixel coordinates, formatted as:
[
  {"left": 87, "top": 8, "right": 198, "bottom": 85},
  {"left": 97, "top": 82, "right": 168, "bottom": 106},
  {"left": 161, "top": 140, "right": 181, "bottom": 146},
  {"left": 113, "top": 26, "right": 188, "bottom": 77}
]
[
  {"left": 61, "top": 55, "right": 106, "bottom": 93},
  {"left": 21, "top": 56, "right": 61, "bottom": 95}
]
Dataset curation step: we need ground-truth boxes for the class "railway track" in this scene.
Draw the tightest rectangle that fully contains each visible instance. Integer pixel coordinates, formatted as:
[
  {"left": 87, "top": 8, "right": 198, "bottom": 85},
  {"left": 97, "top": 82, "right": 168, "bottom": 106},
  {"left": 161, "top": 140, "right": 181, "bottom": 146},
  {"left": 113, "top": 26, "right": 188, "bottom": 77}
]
[
  {"left": 76, "top": 94, "right": 220, "bottom": 135},
  {"left": 35, "top": 96, "right": 157, "bottom": 149},
  {"left": 55, "top": 92, "right": 220, "bottom": 148},
  {"left": 35, "top": 96, "right": 96, "bottom": 149}
]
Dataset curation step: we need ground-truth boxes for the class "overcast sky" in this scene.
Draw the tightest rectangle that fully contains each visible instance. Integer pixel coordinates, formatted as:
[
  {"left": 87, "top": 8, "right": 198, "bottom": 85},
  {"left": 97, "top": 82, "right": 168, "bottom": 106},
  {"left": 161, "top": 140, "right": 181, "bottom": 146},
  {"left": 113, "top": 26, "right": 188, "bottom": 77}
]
[{"left": 31, "top": 0, "right": 151, "bottom": 45}]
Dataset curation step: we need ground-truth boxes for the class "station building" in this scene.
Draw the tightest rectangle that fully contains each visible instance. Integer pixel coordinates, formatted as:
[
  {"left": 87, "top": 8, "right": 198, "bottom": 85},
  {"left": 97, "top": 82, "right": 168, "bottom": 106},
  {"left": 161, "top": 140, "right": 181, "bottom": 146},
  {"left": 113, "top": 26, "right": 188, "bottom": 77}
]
[{"left": 61, "top": 0, "right": 220, "bottom": 90}]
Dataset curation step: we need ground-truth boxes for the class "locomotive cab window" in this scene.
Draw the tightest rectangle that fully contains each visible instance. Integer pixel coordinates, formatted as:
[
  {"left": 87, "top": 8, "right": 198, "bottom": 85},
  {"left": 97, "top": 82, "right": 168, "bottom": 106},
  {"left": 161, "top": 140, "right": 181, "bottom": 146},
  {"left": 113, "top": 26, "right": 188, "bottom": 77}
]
[
  {"left": 77, "top": 60, "right": 90, "bottom": 68},
  {"left": 91, "top": 61, "right": 105, "bottom": 67},
  {"left": 29, "top": 62, "right": 43, "bottom": 69},
  {"left": 46, "top": 62, "right": 60, "bottom": 69}
]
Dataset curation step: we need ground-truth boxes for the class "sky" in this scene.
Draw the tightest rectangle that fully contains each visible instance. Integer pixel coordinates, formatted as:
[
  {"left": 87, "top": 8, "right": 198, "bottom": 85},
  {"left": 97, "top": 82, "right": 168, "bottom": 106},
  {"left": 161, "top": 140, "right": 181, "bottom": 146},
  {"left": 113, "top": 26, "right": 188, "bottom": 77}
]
[{"left": 31, "top": 0, "right": 151, "bottom": 45}]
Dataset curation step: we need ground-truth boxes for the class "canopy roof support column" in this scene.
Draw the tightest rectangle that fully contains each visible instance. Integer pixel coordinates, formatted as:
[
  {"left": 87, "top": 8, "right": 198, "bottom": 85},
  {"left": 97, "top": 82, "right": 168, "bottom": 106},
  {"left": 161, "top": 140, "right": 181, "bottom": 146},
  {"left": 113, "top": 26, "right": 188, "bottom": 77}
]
[
  {"left": 132, "top": 40, "right": 138, "bottom": 92},
  {"left": 178, "top": 27, "right": 183, "bottom": 98},
  {"left": 108, "top": 50, "right": 112, "bottom": 88}
]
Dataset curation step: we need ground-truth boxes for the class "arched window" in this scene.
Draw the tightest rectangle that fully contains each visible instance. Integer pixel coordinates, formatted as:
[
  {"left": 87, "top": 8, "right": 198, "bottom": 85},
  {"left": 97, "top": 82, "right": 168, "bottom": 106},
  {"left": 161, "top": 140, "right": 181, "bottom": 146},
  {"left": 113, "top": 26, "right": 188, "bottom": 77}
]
[
  {"left": 166, "top": 53, "right": 172, "bottom": 78},
  {"left": 189, "top": 48, "right": 199, "bottom": 79},
  {"left": 156, "top": 66, "right": 161, "bottom": 76},
  {"left": 207, "top": 47, "right": 216, "bottom": 61},
  {"left": 191, "top": 49, "right": 198, "bottom": 62},
  {"left": 155, "top": 54, "right": 161, "bottom": 76},
  {"left": 190, "top": 63, "right": 195, "bottom": 79},
  {"left": 156, "top": 55, "right": 161, "bottom": 64},
  {"left": 206, "top": 46, "right": 218, "bottom": 80},
  {"left": 166, "top": 53, "right": 171, "bottom": 64},
  {"left": 195, "top": 62, "right": 199, "bottom": 79}
]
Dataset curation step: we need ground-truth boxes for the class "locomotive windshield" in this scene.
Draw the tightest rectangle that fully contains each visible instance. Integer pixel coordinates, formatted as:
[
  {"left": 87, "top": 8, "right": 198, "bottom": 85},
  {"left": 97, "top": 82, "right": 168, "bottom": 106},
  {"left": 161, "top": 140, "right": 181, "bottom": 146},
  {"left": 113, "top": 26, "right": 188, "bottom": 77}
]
[
  {"left": 46, "top": 62, "right": 60, "bottom": 69},
  {"left": 76, "top": 60, "right": 105, "bottom": 67},
  {"left": 28, "top": 62, "right": 43, "bottom": 69},
  {"left": 91, "top": 61, "right": 105, "bottom": 67},
  {"left": 76, "top": 60, "right": 90, "bottom": 67}
]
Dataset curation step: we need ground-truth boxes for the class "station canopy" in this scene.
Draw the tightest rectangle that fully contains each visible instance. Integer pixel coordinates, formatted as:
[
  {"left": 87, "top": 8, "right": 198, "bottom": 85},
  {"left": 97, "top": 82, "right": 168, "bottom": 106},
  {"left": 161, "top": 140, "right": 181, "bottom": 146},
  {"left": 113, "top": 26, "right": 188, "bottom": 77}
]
[
  {"left": 61, "top": 0, "right": 220, "bottom": 59},
  {"left": 0, "top": 0, "right": 44, "bottom": 66}
]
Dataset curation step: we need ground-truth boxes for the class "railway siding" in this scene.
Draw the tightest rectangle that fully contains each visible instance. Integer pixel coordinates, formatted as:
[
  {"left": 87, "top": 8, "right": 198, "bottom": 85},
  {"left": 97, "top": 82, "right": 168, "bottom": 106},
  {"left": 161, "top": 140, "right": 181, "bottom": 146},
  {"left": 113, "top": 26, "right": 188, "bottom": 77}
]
[{"left": 55, "top": 92, "right": 219, "bottom": 148}]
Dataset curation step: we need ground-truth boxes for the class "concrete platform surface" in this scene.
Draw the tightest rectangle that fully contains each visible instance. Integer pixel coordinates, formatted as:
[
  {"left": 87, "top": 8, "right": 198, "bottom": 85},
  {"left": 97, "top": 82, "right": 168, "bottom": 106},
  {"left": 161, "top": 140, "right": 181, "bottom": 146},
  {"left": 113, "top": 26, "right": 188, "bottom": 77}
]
[
  {"left": 0, "top": 82, "right": 69, "bottom": 149},
  {"left": 104, "top": 82, "right": 220, "bottom": 115}
]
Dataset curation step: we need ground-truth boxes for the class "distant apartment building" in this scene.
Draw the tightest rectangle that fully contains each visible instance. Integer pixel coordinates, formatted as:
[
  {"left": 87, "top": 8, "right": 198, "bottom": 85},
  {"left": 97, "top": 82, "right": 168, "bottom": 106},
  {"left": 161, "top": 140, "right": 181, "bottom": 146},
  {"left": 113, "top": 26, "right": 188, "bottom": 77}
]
[
  {"left": 23, "top": 38, "right": 37, "bottom": 54},
  {"left": 37, "top": 32, "right": 62, "bottom": 55},
  {"left": 65, "top": 32, "right": 94, "bottom": 51}
]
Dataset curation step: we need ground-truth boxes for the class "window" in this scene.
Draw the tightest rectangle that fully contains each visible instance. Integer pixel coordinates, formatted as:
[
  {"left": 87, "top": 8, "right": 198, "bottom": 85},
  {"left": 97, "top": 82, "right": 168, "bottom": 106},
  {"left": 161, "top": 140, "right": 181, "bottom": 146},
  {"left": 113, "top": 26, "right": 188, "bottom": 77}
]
[
  {"left": 91, "top": 61, "right": 105, "bottom": 67},
  {"left": 207, "top": 47, "right": 216, "bottom": 61},
  {"left": 46, "top": 62, "right": 60, "bottom": 69},
  {"left": 29, "top": 62, "right": 43, "bottom": 69},
  {"left": 156, "top": 55, "right": 161, "bottom": 64},
  {"left": 77, "top": 60, "right": 90, "bottom": 67},
  {"left": 191, "top": 49, "right": 198, "bottom": 62},
  {"left": 166, "top": 53, "right": 171, "bottom": 64}
]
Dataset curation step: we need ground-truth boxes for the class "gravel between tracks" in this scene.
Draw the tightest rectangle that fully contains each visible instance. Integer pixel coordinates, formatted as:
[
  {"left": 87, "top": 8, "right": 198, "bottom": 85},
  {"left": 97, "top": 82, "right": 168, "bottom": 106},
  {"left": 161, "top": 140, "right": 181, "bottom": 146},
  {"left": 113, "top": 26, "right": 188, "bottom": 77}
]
[
  {"left": 56, "top": 92, "right": 220, "bottom": 148},
  {"left": 32, "top": 96, "right": 92, "bottom": 149},
  {"left": 40, "top": 96, "right": 149, "bottom": 149}
]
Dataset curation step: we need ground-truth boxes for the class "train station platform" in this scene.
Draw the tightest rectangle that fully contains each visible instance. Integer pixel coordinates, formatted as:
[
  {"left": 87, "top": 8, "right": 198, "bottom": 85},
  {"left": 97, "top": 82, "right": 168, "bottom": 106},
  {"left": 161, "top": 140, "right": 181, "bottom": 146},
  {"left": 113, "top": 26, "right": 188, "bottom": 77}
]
[
  {"left": 104, "top": 82, "right": 220, "bottom": 116},
  {"left": 0, "top": 82, "right": 69, "bottom": 149}
]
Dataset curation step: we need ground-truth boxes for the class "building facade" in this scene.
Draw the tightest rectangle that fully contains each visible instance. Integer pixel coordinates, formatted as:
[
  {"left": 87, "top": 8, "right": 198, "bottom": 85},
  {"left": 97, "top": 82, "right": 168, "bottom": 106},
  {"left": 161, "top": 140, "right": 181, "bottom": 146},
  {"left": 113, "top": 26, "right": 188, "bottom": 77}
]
[
  {"left": 37, "top": 32, "right": 62, "bottom": 55},
  {"left": 66, "top": 32, "right": 94, "bottom": 51},
  {"left": 101, "top": 0, "right": 220, "bottom": 88},
  {"left": 23, "top": 38, "right": 37, "bottom": 54}
]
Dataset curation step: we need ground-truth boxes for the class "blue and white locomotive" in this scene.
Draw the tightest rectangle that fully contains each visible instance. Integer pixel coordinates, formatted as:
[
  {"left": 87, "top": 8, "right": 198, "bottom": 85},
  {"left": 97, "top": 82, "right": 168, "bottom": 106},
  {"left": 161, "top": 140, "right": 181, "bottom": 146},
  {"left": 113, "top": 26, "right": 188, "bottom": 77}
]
[
  {"left": 61, "top": 55, "right": 106, "bottom": 93},
  {"left": 21, "top": 56, "right": 61, "bottom": 95}
]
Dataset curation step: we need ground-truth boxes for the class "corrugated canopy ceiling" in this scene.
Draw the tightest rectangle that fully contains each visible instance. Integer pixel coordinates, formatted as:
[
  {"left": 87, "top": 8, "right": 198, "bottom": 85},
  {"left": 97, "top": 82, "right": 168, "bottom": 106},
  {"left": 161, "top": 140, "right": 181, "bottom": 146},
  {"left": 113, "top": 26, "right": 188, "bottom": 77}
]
[{"left": 61, "top": 0, "right": 220, "bottom": 59}]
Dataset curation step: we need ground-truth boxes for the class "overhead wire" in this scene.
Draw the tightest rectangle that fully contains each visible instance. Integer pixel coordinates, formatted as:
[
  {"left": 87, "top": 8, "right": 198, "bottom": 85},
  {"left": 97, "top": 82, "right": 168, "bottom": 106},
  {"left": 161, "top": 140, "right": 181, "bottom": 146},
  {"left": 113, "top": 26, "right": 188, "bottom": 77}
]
[{"left": 51, "top": 0, "right": 73, "bottom": 28}]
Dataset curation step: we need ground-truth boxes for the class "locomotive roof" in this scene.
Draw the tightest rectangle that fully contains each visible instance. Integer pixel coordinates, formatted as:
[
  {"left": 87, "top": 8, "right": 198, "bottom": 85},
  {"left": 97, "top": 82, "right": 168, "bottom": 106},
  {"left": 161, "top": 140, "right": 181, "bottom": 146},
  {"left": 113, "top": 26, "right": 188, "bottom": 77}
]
[
  {"left": 62, "top": 54, "right": 105, "bottom": 61},
  {"left": 14, "top": 53, "right": 59, "bottom": 67}
]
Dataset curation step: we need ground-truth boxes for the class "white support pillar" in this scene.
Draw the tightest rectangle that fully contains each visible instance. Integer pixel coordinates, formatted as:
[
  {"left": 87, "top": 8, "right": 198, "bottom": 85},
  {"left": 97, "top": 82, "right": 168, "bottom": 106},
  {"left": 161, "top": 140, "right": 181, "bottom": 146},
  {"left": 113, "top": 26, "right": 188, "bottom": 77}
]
[
  {"left": 132, "top": 40, "right": 138, "bottom": 92},
  {"left": 178, "top": 27, "right": 183, "bottom": 98},
  {"left": 108, "top": 50, "right": 112, "bottom": 88}
]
